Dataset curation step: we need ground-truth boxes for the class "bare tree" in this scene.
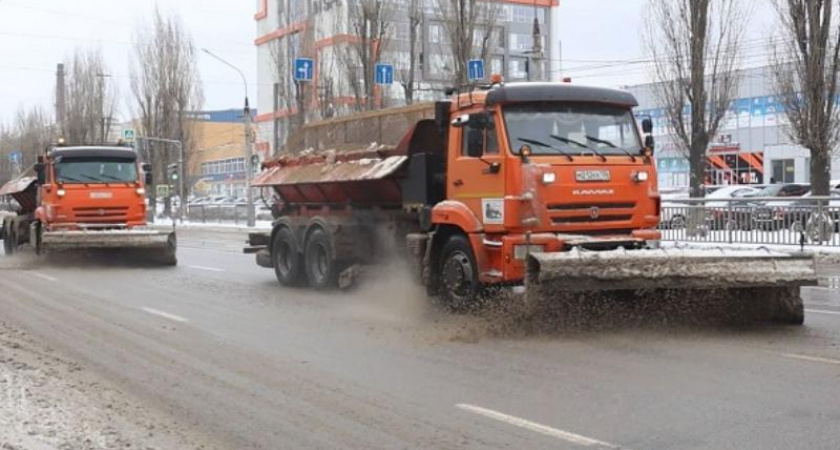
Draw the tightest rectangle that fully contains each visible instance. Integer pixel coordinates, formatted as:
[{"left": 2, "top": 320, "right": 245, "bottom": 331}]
[
  {"left": 130, "top": 9, "right": 203, "bottom": 214},
  {"left": 340, "top": 0, "right": 393, "bottom": 111},
  {"left": 0, "top": 107, "right": 52, "bottom": 182},
  {"left": 60, "top": 48, "right": 117, "bottom": 144},
  {"left": 400, "top": 0, "right": 423, "bottom": 105},
  {"left": 435, "top": 0, "right": 501, "bottom": 87},
  {"left": 645, "top": 0, "right": 749, "bottom": 198},
  {"left": 269, "top": 36, "right": 292, "bottom": 152},
  {"left": 771, "top": 0, "right": 840, "bottom": 195}
]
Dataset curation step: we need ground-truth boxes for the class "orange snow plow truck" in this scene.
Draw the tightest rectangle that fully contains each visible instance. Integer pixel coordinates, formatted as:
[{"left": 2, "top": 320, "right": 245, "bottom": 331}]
[
  {"left": 246, "top": 81, "right": 816, "bottom": 324},
  {"left": 1, "top": 142, "right": 177, "bottom": 265}
]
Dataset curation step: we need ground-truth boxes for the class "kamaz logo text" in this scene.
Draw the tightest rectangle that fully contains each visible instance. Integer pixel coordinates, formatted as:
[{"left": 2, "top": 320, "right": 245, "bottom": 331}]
[{"left": 572, "top": 189, "right": 615, "bottom": 196}]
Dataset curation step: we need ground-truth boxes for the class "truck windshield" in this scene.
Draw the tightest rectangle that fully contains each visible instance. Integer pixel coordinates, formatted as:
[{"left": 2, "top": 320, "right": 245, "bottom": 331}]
[
  {"left": 504, "top": 104, "right": 642, "bottom": 156},
  {"left": 55, "top": 158, "right": 138, "bottom": 183}
]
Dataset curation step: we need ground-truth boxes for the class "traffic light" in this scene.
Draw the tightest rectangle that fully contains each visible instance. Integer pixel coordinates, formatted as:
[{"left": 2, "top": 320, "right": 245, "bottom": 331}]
[{"left": 167, "top": 163, "right": 180, "bottom": 182}]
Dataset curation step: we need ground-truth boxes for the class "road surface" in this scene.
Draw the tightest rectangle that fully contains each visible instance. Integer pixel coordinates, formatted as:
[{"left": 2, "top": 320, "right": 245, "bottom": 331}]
[{"left": 1, "top": 229, "right": 839, "bottom": 450}]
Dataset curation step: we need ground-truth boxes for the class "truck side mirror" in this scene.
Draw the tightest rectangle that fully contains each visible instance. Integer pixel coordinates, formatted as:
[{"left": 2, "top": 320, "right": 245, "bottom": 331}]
[
  {"left": 142, "top": 163, "right": 153, "bottom": 185},
  {"left": 34, "top": 163, "right": 45, "bottom": 185},
  {"left": 466, "top": 129, "right": 484, "bottom": 158},
  {"left": 645, "top": 135, "right": 655, "bottom": 152},
  {"left": 451, "top": 112, "right": 490, "bottom": 129},
  {"left": 469, "top": 112, "right": 490, "bottom": 129},
  {"left": 642, "top": 118, "right": 653, "bottom": 134}
]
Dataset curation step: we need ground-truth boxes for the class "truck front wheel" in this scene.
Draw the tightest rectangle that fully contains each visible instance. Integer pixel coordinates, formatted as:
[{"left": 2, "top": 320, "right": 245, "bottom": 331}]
[
  {"left": 273, "top": 227, "right": 304, "bottom": 286},
  {"left": 437, "top": 235, "right": 480, "bottom": 312}
]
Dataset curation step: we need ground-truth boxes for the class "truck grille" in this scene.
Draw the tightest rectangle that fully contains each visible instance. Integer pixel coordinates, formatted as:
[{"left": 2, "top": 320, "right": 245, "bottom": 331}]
[
  {"left": 72, "top": 206, "right": 129, "bottom": 223},
  {"left": 547, "top": 202, "right": 636, "bottom": 211},
  {"left": 552, "top": 214, "right": 633, "bottom": 224}
]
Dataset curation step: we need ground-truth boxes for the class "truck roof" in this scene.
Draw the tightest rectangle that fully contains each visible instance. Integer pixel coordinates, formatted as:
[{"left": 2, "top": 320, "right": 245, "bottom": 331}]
[
  {"left": 50, "top": 146, "right": 137, "bottom": 160},
  {"left": 484, "top": 82, "right": 638, "bottom": 108}
]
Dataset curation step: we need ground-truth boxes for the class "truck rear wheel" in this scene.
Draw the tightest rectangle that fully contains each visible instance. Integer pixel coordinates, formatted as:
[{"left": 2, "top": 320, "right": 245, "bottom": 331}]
[
  {"left": 3, "top": 221, "right": 15, "bottom": 256},
  {"left": 304, "top": 228, "right": 338, "bottom": 290},
  {"left": 273, "top": 227, "right": 304, "bottom": 286},
  {"left": 437, "top": 235, "right": 479, "bottom": 312}
]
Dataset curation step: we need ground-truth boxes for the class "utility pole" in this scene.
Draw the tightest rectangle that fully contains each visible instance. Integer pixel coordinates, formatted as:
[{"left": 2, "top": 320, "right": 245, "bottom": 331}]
[
  {"left": 55, "top": 64, "right": 65, "bottom": 134},
  {"left": 202, "top": 48, "right": 256, "bottom": 227},
  {"left": 528, "top": 2, "right": 545, "bottom": 81}
]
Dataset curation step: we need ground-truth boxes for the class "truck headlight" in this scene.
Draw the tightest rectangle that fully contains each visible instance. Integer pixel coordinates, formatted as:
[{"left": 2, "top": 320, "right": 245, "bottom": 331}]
[
  {"left": 136, "top": 187, "right": 146, "bottom": 195},
  {"left": 513, "top": 244, "right": 545, "bottom": 260},
  {"left": 57, "top": 188, "right": 66, "bottom": 197},
  {"left": 633, "top": 171, "right": 649, "bottom": 183},
  {"left": 542, "top": 172, "right": 556, "bottom": 184}
]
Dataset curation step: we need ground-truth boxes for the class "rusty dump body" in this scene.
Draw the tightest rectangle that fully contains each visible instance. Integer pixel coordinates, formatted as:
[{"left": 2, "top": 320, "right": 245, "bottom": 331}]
[
  {"left": 249, "top": 82, "right": 816, "bottom": 323},
  {"left": 1, "top": 145, "right": 176, "bottom": 265}
]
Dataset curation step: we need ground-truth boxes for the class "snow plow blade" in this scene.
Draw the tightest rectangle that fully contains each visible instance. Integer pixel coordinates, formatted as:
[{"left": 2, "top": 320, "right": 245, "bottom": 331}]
[
  {"left": 526, "top": 248, "right": 819, "bottom": 325},
  {"left": 41, "top": 229, "right": 178, "bottom": 265}
]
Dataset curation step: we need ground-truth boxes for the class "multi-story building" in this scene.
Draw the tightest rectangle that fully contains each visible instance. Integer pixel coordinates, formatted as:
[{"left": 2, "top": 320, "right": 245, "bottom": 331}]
[
  {"left": 187, "top": 109, "right": 257, "bottom": 198},
  {"left": 254, "top": 0, "right": 561, "bottom": 155},
  {"left": 628, "top": 66, "right": 840, "bottom": 190}
]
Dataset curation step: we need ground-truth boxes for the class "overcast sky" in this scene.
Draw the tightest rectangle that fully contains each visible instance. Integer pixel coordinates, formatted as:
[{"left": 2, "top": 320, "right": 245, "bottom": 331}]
[{"left": 0, "top": 0, "right": 779, "bottom": 125}]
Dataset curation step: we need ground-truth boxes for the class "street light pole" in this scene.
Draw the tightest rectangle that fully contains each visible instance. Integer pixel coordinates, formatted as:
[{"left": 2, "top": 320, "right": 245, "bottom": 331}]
[{"left": 202, "top": 48, "right": 256, "bottom": 227}]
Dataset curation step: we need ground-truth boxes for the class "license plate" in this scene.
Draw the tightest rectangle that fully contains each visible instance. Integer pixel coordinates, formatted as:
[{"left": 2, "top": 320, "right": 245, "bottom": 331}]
[
  {"left": 575, "top": 170, "right": 611, "bottom": 182},
  {"left": 90, "top": 192, "right": 113, "bottom": 199}
]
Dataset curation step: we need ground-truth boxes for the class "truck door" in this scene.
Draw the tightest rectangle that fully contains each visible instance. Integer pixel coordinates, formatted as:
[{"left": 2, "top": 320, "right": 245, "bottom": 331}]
[{"left": 447, "top": 112, "right": 505, "bottom": 229}]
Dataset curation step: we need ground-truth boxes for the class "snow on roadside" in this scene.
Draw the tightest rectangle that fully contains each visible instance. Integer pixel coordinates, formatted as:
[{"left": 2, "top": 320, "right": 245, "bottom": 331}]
[
  {"left": 0, "top": 321, "right": 220, "bottom": 450},
  {"left": 664, "top": 241, "right": 840, "bottom": 264}
]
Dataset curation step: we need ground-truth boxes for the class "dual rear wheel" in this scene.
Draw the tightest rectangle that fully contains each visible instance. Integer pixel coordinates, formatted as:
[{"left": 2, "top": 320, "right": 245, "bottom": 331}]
[{"left": 272, "top": 227, "right": 339, "bottom": 290}]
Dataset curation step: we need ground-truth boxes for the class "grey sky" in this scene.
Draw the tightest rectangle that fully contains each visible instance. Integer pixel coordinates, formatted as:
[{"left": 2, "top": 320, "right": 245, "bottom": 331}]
[
  {"left": 0, "top": 0, "right": 255, "bottom": 124},
  {"left": 0, "top": 0, "right": 780, "bottom": 125}
]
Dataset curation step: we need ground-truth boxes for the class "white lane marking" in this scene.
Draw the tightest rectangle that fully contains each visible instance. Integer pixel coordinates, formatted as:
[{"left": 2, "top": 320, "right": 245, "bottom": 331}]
[
  {"left": 806, "top": 309, "right": 840, "bottom": 316},
  {"left": 141, "top": 307, "right": 189, "bottom": 323},
  {"left": 780, "top": 353, "right": 840, "bottom": 366},
  {"left": 187, "top": 265, "right": 225, "bottom": 273},
  {"left": 456, "top": 404, "right": 619, "bottom": 448},
  {"left": 31, "top": 272, "right": 58, "bottom": 283}
]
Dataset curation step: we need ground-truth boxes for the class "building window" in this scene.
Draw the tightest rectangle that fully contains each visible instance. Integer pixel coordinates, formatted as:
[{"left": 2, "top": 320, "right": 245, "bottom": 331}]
[
  {"left": 772, "top": 159, "right": 796, "bottom": 183},
  {"left": 509, "top": 56, "right": 528, "bottom": 80},
  {"left": 428, "top": 23, "right": 443, "bottom": 44}
]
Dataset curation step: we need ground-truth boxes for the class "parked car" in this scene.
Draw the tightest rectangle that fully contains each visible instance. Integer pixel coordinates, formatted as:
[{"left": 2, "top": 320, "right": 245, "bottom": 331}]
[
  {"left": 659, "top": 190, "right": 690, "bottom": 229},
  {"left": 785, "top": 190, "right": 840, "bottom": 237},
  {"left": 702, "top": 186, "right": 760, "bottom": 230},
  {"left": 748, "top": 184, "right": 812, "bottom": 231}
]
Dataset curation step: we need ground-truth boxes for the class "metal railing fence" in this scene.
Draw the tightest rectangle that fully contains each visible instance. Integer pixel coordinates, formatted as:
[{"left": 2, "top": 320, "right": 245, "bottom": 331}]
[{"left": 661, "top": 196, "right": 840, "bottom": 247}]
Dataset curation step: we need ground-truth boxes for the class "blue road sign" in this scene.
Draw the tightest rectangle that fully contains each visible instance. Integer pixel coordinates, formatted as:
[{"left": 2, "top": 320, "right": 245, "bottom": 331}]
[
  {"left": 375, "top": 63, "right": 394, "bottom": 85},
  {"left": 294, "top": 58, "right": 314, "bottom": 82},
  {"left": 8, "top": 151, "right": 22, "bottom": 165},
  {"left": 468, "top": 59, "right": 485, "bottom": 81}
]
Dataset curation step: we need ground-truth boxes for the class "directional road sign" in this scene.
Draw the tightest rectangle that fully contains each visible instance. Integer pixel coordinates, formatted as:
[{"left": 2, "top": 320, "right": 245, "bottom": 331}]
[
  {"left": 156, "top": 184, "right": 170, "bottom": 198},
  {"left": 468, "top": 59, "right": 485, "bottom": 81},
  {"left": 375, "top": 63, "right": 394, "bottom": 85},
  {"left": 294, "top": 58, "right": 315, "bottom": 82}
]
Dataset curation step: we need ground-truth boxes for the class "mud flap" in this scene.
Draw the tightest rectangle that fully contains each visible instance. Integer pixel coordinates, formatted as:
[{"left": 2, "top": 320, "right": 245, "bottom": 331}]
[{"left": 526, "top": 248, "right": 817, "bottom": 325}]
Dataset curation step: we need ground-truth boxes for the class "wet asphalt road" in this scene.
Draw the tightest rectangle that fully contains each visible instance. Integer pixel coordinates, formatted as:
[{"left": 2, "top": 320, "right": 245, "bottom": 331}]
[{"left": 0, "top": 229, "right": 839, "bottom": 450}]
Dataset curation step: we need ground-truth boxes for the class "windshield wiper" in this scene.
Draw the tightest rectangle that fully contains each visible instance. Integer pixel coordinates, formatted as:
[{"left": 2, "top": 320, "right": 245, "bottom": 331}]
[
  {"left": 584, "top": 135, "right": 637, "bottom": 162},
  {"left": 58, "top": 175, "right": 84, "bottom": 183},
  {"left": 98, "top": 174, "right": 128, "bottom": 182},
  {"left": 551, "top": 135, "right": 606, "bottom": 162},
  {"left": 516, "top": 137, "right": 573, "bottom": 161}
]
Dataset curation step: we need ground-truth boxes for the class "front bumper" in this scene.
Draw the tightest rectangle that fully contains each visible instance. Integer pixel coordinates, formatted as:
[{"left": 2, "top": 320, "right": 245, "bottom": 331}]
[{"left": 42, "top": 229, "right": 175, "bottom": 250}]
